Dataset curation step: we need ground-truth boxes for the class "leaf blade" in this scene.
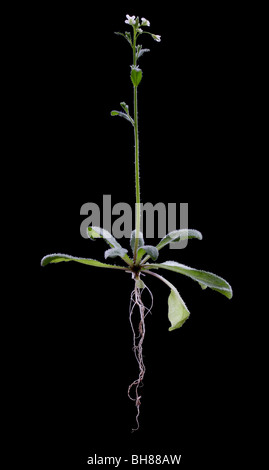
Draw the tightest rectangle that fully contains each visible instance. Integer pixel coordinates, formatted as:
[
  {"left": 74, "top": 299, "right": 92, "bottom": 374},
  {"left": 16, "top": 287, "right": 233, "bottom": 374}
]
[
  {"left": 144, "top": 271, "right": 190, "bottom": 331},
  {"left": 88, "top": 226, "right": 120, "bottom": 247},
  {"left": 110, "top": 110, "right": 134, "bottom": 126},
  {"left": 137, "top": 245, "right": 159, "bottom": 262},
  {"left": 41, "top": 253, "right": 127, "bottom": 270},
  {"left": 130, "top": 230, "right": 144, "bottom": 254},
  {"left": 137, "top": 47, "right": 150, "bottom": 59},
  {"left": 156, "top": 229, "right": 203, "bottom": 251},
  {"left": 114, "top": 31, "right": 133, "bottom": 47},
  {"left": 130, "top": 66, "right": 143, "bottom": 87},
  {"left": 168, "top": 286, "right": 190, "bottom": 331},
  {"left": 104, "top": 247, "right": 128, "bottom": 260},
  {"left": 143, "top": 261, "right": 233, "bottom": 299},
  {"left": 88, "top": 226, "right": 133, "bottom": 266},
  {"left": 140, "top": 229, "right": 202, "bottom": 265}
]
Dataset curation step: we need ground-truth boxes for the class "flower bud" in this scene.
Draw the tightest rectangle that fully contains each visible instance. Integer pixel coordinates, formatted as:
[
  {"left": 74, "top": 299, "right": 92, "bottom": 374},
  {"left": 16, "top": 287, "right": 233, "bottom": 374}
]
[
  {"left": 141, "top": 17, "right": 150, "bottom": 27},
  {"left": 151, "top": 34, "right": 161, "bottom": 42}
]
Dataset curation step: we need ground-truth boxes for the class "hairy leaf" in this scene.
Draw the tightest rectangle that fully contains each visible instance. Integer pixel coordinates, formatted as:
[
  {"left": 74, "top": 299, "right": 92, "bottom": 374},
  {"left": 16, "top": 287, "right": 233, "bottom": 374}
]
[
  {"left": 156, "top": 229, "right": 203, "bottom": 251},
  {"left": 110, "top": 110, "right": 134, "bottom": 126},
  {"left": 124, "top": 31, "right": 132, "bottom": 47},
  {"left": 144, "top": 261, "right": 233, "bottom": 299},
  {"left": 114, "top": 31, "right": 132, "bottom": 47},
  {"left": 148, "top": 272, "right": 190, "bottom": 331},
  {"left": 140, "top": 229, "right": 202, "bottom": 264},
  {"left": 137, "top": 245, "right": 159, "bottom": 262},
  {"left": 130, "top": 230, "right": 144, "bottom": 254},
  {"left": 105, "top": 247, "right": 128, "bottom": 259},
  {"left": 131, "top": 66, "right": 143, "bottom": 87},
  {"left": 88, "top": 226, "right": 120, "bottom": 247},
  {"left": 88, "top": 226, "right": 132, "bottom": 265},
  {"left": 41, "top": 253, "right": 127, "bottom": 270},
  {"left": 168, "top": 285, "right": 190, "bottom": 331},
  {"left": 136, "top": 45, "right": 150, "bottom": 59}
]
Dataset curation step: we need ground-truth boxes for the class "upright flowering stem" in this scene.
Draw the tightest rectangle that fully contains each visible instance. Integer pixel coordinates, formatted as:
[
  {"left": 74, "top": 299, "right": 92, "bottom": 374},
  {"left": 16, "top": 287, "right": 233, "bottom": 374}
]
[
  {"left": 118, "top": 15, "right": 161, "bottom": 264},
  {"left": 132, "top": 31, "right": 141, "bottom": 264}
]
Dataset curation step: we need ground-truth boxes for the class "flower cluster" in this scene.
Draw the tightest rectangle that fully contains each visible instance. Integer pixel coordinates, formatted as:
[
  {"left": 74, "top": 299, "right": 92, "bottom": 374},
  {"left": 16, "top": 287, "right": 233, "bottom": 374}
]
[
  {"left": 125, "top": 14, "right": 161, "bottom": 42},
  {"left": 125, "top": 15, "right": 150, "bottom": 27}
]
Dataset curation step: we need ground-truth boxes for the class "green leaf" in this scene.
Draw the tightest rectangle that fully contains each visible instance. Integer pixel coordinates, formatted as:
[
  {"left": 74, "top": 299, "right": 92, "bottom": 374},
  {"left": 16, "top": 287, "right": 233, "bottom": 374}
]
[
  {"left": 148, "top": 272, "right": 190, "bottom": 331},
  {"left": 105, "top": 247, "right": 128, "bottom": 259},
  {"left": 137, "top": 245, "right": 159, "bottom": 263},
  {"left": 88, "top": 226, "right": 119, "bottom": 247},
  {"left": 144, "top": 261, "right": 233, "bottom": 299},
  {"left": 131, "top": 66, "right": 143, "bottom": 87},
  {"left": 124, "top": 31, "right": 132, "bottom": 47},
  {"left": 41, "top": 253, "right": 127, "bottom": 270},
  {"left": 156, "top": 229, "right": 203, "bottom": 251},
  {"left": 88, "top": 226, "right": 133, "bottom": 266},
  {"left": 136, "top": 44, "right": 142, "bottom": 58},
  {"left": 136, "top": 45, "right": 150, "bottom": 60},
  {"left": 114, "top": 31, "right": 132, "bottom": 47},
  {"left": 114, "top": 32, "right": 125, "bottom": 38},
  {"left": 140, "top": 229, "right": 202, "bottom": 265},
  {"left": 168, "top": 285, "right": 190, "bottom": 331},
  {"left": 110, "top": 110, "right": 134, "bottom": 126},
  {"left": 130, "top": 230, "right": 144, "bottom": 254},
  {"left": 138, "top": 48, "right": 150, "bottom": 59}
]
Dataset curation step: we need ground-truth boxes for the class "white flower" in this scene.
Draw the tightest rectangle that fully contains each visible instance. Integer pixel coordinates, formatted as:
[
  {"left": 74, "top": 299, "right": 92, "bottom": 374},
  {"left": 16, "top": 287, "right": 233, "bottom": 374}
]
[
  {"left": 125, "top": 14, "right": 136, "bottom": 25},
  {"left": 152, "top": 34, "right": 161, "bottom": 42},
  {"left": 137, "top": 28, "right": 143, "bottom": 33},
  {"left": 141, "top": 17, "right": 150, "bottom": 27}
]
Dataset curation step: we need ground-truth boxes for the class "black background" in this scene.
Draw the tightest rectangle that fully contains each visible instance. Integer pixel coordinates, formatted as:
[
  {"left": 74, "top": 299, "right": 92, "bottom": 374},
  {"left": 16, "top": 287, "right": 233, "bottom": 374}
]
[{"left": 15, "top": 1, "right": 263, "bottom": 467}]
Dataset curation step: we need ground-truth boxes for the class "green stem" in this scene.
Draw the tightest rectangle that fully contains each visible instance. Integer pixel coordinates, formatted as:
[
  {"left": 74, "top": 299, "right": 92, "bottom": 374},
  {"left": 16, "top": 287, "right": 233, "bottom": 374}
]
[{"left": 133, "top": 31, "right": 141, "bottom": 264}]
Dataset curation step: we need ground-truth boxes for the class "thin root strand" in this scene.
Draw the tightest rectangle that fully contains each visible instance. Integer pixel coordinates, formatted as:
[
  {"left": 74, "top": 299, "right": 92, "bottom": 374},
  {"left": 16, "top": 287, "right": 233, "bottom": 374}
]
[{"left": 128, "top": 280, "right": 153, "bottom": 432}]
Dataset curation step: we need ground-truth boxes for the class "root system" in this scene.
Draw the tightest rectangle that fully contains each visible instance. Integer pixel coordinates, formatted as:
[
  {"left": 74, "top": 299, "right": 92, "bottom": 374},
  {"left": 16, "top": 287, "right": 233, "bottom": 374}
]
[{"left": 128, "top": 278, "right": 153, "bottom": 431}]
